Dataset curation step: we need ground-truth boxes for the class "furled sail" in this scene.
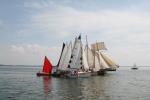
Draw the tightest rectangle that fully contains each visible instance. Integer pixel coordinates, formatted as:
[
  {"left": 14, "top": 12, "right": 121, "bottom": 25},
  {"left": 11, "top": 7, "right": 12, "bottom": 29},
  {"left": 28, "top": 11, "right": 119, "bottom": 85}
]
[
  {"left": 100, "top": 52, "right": 119, "bottom": 68},
  {"left": 42, "top": 56, "right": 52, "bottom": 74}
]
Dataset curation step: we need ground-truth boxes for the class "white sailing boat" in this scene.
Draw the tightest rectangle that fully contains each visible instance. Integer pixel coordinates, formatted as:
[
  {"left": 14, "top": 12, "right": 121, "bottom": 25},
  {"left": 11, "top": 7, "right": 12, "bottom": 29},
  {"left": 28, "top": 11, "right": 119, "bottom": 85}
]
[
  {"left": 66, "top": 35, "right": 91, "bottom": 78},
  {"left": 54, "top": 42, "right": 73, "bottom": 77},
  {"left": 88, "top": 42, "right": 119, "bottom": 75},
  {"left": 131, "top": 63, "right": 138, "bottom": 70},
  {"left": 58, "top": 42, "right": 72, "bottom": 71}
]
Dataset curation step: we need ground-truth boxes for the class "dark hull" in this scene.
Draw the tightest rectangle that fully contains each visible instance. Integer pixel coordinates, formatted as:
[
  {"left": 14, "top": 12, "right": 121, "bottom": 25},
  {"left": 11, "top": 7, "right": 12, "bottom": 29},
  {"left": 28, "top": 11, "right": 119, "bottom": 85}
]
[
  {"left": 106, "top": 68, "right": 116, "bottom": 71},
  {"left": 131, "top": 68, "right": 138, "bottom": 70},
  {"left": 36, "top": 72, "right": 51, "bottom": 76},
  {"left": 97, "top": 69, "right": 106, "bottom": 76},
  {"left": 51, "top": 71, "right": 68, "bottom": 77}
]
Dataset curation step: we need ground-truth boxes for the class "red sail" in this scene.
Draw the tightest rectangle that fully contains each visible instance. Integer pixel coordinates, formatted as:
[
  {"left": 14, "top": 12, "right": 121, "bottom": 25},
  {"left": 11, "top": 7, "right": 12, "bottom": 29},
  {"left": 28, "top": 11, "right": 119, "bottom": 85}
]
[{"left": 42, "top": 56, "right": 52, "bottom": 74}]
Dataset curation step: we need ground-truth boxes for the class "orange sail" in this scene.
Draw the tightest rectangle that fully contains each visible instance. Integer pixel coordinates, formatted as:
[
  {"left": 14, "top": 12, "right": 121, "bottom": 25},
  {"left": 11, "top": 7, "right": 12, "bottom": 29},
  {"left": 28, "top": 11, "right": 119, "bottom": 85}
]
[{"left": 42, "top": 56, "right": 52, "bottom": 74}]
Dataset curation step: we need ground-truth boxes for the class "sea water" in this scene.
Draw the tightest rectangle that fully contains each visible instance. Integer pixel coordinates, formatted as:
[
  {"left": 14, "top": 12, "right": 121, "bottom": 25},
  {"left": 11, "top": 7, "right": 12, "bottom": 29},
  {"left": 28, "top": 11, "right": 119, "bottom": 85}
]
[{"left": 0, "top": 65, "right": 150, "bottom": 100}]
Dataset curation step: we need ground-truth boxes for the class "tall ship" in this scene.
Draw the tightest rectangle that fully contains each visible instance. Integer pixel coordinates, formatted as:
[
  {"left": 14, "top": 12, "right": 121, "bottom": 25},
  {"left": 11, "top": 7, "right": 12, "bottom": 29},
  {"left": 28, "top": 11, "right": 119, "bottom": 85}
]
[{"left": 86, "top": 42, "right": 119, "bottom": 75}]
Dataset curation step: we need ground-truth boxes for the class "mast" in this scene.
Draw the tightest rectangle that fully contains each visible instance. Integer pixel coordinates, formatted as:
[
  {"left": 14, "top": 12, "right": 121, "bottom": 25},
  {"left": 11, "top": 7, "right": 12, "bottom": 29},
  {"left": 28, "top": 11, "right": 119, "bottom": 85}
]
[{"left": 94, "top": 42, "right": 96, "bottom": 70}]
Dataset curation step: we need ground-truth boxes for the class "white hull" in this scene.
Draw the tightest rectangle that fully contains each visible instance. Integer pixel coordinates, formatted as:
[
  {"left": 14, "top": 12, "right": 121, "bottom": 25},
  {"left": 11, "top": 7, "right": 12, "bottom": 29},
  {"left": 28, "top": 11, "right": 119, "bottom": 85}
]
[
  {"left": 66, "top": 71, "right": 91, "bottom": 78},
  {"left": 78, "top": 71, "right": 91, "bottom": 78}
]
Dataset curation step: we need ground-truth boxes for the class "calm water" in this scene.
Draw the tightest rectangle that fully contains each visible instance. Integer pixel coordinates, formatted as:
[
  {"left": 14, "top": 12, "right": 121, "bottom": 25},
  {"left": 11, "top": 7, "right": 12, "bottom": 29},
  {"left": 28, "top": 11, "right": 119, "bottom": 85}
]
[{"left": 0, "top": 66, "right": 150, "bottom": 100}]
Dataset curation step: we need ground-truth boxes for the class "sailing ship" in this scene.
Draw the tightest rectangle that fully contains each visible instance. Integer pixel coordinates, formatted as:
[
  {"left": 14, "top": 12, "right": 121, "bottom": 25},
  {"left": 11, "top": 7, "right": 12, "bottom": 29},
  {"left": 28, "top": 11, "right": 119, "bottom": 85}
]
[
  {"left": 86, "top": 42, "right": 119, "bottom": 75},
  {"left": 53, "top": 35, "right": 91, "bottom": 78},
  {"left": 131, "top": 63, "right": 138, "bottom": 70},
  {"left": 37, "top": 56, "right": 53, "bottom": 76},
  {"left": 53, "top": 35, "right": 119, "bottom": 78},
  {"left": 66, "top": 35, "right": 91, "bottom": 78},
  {"left": 53, "top": 42, "right": 73, "bottom": 77}
]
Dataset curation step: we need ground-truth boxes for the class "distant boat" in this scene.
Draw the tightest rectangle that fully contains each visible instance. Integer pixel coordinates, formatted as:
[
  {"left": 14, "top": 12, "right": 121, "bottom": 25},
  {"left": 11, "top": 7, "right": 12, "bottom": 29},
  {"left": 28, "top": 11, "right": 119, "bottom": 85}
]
[
  {"left": 37, "top": 56, "right": 53, "bottom": 76},
  {"left": 131, "top": 64, "right": 138, "bottom": 70}
]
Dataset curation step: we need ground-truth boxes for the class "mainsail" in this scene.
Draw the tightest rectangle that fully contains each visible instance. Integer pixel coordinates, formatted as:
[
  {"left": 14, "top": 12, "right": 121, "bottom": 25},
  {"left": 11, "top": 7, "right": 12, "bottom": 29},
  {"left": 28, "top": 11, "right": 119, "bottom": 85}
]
[
  {"left": 85, "top": 46, "right": 94, "bottom": 69},
  {"left": 69, "top": 35, "right": 82, "bottom": 69},
  {"left": 42, "top": 56, "right": 52, "bottom": 74},
  {"left": 61, "top": 42, "right": 72, "bottom": 70},
  {"left": 82, "top": 45, "right": 89, "bottom": 70},
  {"left": 58, "top": 42, "right": 68, "bottom": 70},
  {"left": 93, "top": 51, "right": 100, "bottom": 71}
]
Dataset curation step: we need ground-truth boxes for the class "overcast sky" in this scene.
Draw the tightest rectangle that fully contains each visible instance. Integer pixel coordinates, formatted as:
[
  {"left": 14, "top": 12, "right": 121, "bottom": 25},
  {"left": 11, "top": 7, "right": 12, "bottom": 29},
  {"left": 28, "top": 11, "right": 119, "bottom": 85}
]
[{"left": 0, "top": 0, "right": 150, "bottom": 66}]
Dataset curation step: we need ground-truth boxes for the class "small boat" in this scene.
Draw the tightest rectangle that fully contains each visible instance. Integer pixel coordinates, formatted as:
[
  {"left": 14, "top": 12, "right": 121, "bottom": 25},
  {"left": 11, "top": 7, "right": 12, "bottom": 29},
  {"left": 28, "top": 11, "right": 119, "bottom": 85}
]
[
  {"left": 131, "top": 64, "right": 138, "bottom": 70},
  {"left": 37, "top": 56, "right": 53, "bottom": 76}
]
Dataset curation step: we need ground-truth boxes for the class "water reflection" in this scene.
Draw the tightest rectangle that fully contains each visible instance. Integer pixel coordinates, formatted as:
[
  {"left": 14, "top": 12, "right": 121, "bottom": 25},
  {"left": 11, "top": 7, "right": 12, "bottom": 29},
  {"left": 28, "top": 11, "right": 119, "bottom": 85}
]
[
  {"left": 52, "top": 77, "right": 112, "bottom": 100},
  {"left": 42, "top": 76, "right": 52, "bottom": 96}
]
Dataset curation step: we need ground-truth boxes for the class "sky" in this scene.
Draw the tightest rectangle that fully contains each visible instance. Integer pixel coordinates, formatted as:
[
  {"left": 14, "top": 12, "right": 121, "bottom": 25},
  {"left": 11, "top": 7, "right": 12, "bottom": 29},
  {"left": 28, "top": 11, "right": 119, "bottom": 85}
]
[{"left": 0, "top": 0, "right": 150, "bottom": 66}]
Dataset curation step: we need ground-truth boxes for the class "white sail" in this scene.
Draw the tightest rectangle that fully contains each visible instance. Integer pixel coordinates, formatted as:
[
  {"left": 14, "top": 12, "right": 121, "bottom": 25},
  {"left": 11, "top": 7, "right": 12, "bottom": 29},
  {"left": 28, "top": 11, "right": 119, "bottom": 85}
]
[
  {"left": 58, "top": 42, "right": 68, "bottom": 70},
  {"left": 82, "top": 46, "right": 89, "bottom": 70},
  {"left": 69, "top": 36, "right": 82, "bottom": 69},
  {"left": 85, "top": 46, "right": 94, "bottom": 69},
  {"left": 93, "top": 52, "right": 100, "bottom": 71},
  {"left": 60, "top": 42, "right": 72, "bottom": 71},
  {"left": 100, "top": 52, "right": 119, "bottom": 68},
  {"left": 99, "top": 52, "right": 110, "bottom": 69}
]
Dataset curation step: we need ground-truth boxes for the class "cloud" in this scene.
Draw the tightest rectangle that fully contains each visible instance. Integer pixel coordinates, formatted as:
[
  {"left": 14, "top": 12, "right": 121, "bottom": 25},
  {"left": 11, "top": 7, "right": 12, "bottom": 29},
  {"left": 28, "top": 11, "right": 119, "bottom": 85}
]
[
  {"left": 0, "top": 44, "right": 61, "bottom": 65},
  {"left": 15, "top": 1, "right": 150, "bottom": 66},
  {"left": 23, "top": 2, "right": 150, "bottom": 42}
]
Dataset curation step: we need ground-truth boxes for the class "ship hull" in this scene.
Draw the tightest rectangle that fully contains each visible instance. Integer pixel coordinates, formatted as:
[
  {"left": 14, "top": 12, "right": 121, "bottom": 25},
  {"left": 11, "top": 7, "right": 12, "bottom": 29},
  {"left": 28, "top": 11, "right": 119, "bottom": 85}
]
[
  {"left": 106, "top": 68, "right": 116, "bottom": 71},
  {"left": 36, "top": 72, "right": 51, "bottom": 76},
  {"left": 66, "top": 69, "right": 91, "bottom": 78},
  {"left": 131, "top": 68, "right": 138, "bottom": 70},
  {"left": 97, "top": 69, "right": 106, "bottom": 75}
]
